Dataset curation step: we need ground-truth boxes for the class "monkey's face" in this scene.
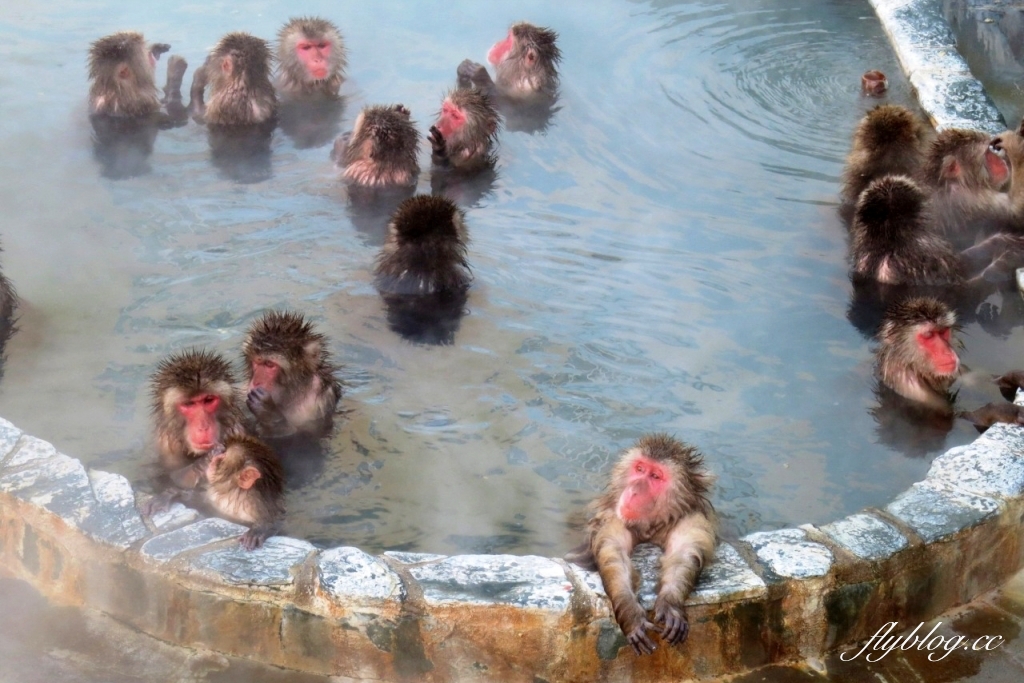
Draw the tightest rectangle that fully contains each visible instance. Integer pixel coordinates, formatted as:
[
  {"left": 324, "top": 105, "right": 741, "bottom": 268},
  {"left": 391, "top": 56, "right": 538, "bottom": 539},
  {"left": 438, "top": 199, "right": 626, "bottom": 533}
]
[
  {"left": 487, "top": 30, "right": 515, "bottom": 67},
  {"left": 984, "top": 142, "right": 1010, "bottom": 190},
  {"left": 248, "top": 354, "right": 287, "bottom": 397},
  {"left": 615, "top": 452, "right": 671, "bottom": 524},
  {"left": 915, "top": 323, "right": 959, "bottom": 378},
  {"left": 176, "top": 391, "right": 223, "bottom": 453},
  {"left": 435, "top": 100, "right": 465, "bottom": 139},
  {"left": 295, "top": 33, "right": 332, "bottom": 81}
]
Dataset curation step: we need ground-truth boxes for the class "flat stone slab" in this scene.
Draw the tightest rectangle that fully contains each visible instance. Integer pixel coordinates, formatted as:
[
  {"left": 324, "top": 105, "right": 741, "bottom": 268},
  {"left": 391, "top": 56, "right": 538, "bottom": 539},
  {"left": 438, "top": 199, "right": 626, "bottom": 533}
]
[
  {"left": 189, "top": 536, "right": 316, "bottom": 587},
  {"left": 630, "top": 543, "right": 766, "bottom": 608},
  {"left": 886, "top": 481, "right": 1000, "bottom": 543},
  {"left": 149, "top": 502, "right": 201, "bottom": 531},
  {"left": 383, "top": 551, "right": 447, "bottom": 565},
  {"left": 927, "top": 424, "right": 1024, "bottom": 500},
  {"left": 408, "top": 554, "right": 571, "bottom": 610},
  {"left": 81, "top": 470, "right": 148, "bottom": 549},
  {"left": 140, "top": 518, "right": 249, "bottom": 562},
  {"left": 743, "top": 528, "right": 833, "bottom": 580},
  {"left": 0, "top": 418, "right": 23, "bottom": 465},
  {"left": 821, "top": 513, "right": 909, "bottom": 562},
  {"left": 3, "top": 435, "right": 56, "bottom": 470},
  {"left": 319, "top": 547, "right": 405, "bottom": 602}
]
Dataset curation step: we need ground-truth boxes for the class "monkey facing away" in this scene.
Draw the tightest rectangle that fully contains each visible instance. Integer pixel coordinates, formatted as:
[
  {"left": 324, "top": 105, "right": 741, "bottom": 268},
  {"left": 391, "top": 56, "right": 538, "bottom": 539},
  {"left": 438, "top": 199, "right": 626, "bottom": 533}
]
[
  {"left": 163, "top": 435, "right": 285, "bottom": 550},
  {"left": 276, "top": 16, "right": 346, "bottom": 98},
  {"left": 149, "top": 348, "right": 248, "bottom": 472},
  {"left": 875, "top": 297, "right": 960, "bottom": 414},
  {"left": 457, "top": 22, "right": 561, "bottom": 100},
  {"left": 89, "top": 31, "right": 186, "bottom": 119},
  {"left": 242, "top": 310, "right": 342, "bottom": 438},
  {"left": 566, "top": 434, "right": 717, "bottom": 655},
  {"left": 841, "top": 104, "right": 928, "bottom": 209},
  {"left": 189, "top": 32, "right": 277, "bottom": 126},
  {"left": 429, "top": 87, "right": 500, "bottom": 172},
  {"left": 332, "top": 104, "right": 420, "bottom": 187}
]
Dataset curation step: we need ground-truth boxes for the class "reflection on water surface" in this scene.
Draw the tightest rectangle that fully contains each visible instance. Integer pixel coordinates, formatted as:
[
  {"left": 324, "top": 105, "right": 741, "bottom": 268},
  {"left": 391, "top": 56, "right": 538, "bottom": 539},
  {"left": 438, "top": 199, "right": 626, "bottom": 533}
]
[{"left": 0, "top": 0, "right": 1019, "bottom": 555}]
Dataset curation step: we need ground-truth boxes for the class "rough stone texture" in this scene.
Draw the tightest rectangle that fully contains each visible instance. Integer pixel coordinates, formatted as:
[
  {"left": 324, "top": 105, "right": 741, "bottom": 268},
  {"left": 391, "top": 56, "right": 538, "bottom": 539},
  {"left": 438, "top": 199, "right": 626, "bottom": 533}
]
[
  {"left": 190, "top": 536, "right": 317, "bottom": 587},
  {"left": 407, "top": 554, "right": 571, "bottom": 609},
  {"left": 148, "top": 501, "right": 201, "bottom": 530},
  {"left": 81, "top": 470, "right": 148, "bottom": 548},
  {"left": 0, "top": 417, "right": 23, "bottom": 465},
  {"left": 318, "top": 546, "right": 405, "bottom": 602},
  {"left": 743, "top": 528, "right": 834, "bottom": 580},
  {"left": 886, "top": 481, "right": 1000, "bottom": 543},
  {"left": 382, "top": 551, "right": 447, "bottom": 565},
  {"left": 3, "top": 435, "right": 56, "bottom": 470},
  {"left": 140, "top": 518, "right": 249, "bottom": 562},
  {"left": 927, "top": 423, "right": 1024, "bottom": 499},
  {"left": 821, "top": 513, "right": 909, "bottom": 562},
  {"left": 870, "top": 0, "right": 1006, "bottom": 132}
]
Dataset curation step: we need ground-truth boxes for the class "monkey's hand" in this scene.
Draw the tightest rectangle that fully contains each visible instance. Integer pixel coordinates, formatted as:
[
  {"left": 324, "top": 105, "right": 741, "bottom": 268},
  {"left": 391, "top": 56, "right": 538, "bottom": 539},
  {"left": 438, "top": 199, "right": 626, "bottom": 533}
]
[
  {"left": 457, "top": 60, "right": 493, "bottom": 90},
  {"left": 393, "top": 104, "right": 411, "bottom": 117},
  {"left": 330, "top": 134, "right": 350, "bottom": 163},
  {"left": 623, "top": 616, "right": 658, "bottom": 656},
  {"left": 141, "top": 489, "right": 179, "bottom": 517},
  {"left": 653, "top": 599, "right": 690, "bottom": 645},
  {"left": 150, "top": 43, "right": 171, "bottom": 61},
  {"left": 247, "top": 387, "right": 275, "bottom": 415},
  {"left": 429, "top": 125, "right": 449, "bottom": 160},
  {"left": 240, "top": 525, "right": 272, "bottom": 551}
]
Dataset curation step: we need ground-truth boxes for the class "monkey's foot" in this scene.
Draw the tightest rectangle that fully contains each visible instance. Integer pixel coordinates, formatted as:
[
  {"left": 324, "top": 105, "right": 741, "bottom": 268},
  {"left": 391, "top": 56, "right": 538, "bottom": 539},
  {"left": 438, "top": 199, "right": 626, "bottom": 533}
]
[{"left": 624, "top": 619, "right": 657, "bottom": 656}]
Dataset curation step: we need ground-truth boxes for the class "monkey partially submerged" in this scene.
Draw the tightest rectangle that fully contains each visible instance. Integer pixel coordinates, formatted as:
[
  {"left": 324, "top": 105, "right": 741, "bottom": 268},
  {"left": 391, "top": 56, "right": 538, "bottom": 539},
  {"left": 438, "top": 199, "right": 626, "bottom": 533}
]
[
  {"left": 332, "top": 104, "right": 420, "bottom": 188},
  {"left": 429, "top": 87, "right": 500, "bottom": 173},
  {"left": 189, "top": 32, "right": 277, "bottom": 126},
  {"left": 841, "top": 104, "right": 928, "bottom": 210},
  {"left": 88, "top": 31, "right": 187, "bottom": 121},
  {"left": 162, "top": 435, "right": 285, "bottom": 550},
  {"left": 875, "top": 297, "right": 961, "bottom": 414},
  {"left": 276, "top": 16, "right": 346, "bottom": 98},
  {"left": 242, "top": 310, "right": 343, "bottom": 439},
  {"left": 566, "top": 434, "right": 717, "bottom": 656},
  {"left": 458, "top": 22, "right": 561, "bottom": 100}
]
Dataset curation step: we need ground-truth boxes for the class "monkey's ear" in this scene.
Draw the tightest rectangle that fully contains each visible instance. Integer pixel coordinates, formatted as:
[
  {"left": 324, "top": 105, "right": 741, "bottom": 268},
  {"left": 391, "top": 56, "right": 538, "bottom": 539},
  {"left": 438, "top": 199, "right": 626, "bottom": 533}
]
[
  {"left": 525, "top": 49, "right": 537, "bottom": 66},
  {"left": 117, "top": 64, "right": 132, "bottom": 80},
  {"left": 220, "top": 56, "right": 233, "bottom": 75},
  {"left": 237, "top": 466, "right": 262, "bottom": 490},
  {"left": 303, "top": 339, "right": 322, "bottom": 360},
  {"left": 941, "top": 156, "right": 961, "bottom": 180}
]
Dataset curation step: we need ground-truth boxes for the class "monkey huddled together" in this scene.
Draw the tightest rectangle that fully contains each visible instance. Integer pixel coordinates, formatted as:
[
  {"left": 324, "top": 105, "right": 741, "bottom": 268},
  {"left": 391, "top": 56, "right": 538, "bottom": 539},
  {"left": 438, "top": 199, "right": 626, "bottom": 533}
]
[{"left": 841, "top": 101, "right": 1024, "bottom": 432}]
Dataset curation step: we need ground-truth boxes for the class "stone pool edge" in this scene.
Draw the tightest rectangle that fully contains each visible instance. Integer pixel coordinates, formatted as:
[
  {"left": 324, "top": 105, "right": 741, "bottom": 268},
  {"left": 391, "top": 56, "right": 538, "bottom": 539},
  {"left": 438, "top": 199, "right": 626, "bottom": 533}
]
[
  {"left": 3, "top": 3, "right": 1023, "bottom": 681},
  {"left": 2, "top": 403, "right": 1024, "bottom": 682}
]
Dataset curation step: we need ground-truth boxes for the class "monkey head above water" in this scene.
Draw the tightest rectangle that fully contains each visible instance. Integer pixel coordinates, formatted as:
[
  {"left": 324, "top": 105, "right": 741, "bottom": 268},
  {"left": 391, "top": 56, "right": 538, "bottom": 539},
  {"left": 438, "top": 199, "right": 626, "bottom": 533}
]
[
  {"left": 458, "top": 22, "right": 561, "bottom": 100},
  {"left": 189, "top": 32, "right": 277, "bottom": 126},
  {"left": 242, "top": 310, "right": 343, "bottom": 439},
  {"left": 875, "top": 297, "right": 960, "bottom": 414},
  {"left": 841, "top": 104, "right": 928, "bottom": 210},
  {"left": 565, "top": 434, "right": 717, "bottom": 656},
  {"left": 276, "top": 16, "right": 346, "bottom": 98},
  {"left": 89, "top": 31, "right": 179, "bottom": 119},
  {"left": 429, "top": 87, "right": 500, "bottom": 172},
  {"left": 149, "top": 348, "right": 247, "bottom": 472},
  {"left": 332, "top": 104, "right": 420, "bottom": 187}
]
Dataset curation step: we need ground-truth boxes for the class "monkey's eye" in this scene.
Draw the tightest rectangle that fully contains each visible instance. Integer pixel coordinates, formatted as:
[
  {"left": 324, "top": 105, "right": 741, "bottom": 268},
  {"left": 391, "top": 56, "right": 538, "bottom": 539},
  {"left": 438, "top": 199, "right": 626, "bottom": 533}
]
[
  {"left": 650, "top": 471, "right": 662, "bottom": 481},
  {"left": 635, "top": 464, "right": 645, "bottom": 474},
  {"left": 316, "top": 42, "right": 329, "bottom": 50},
  {"left": 202, "top": 395, "right": 219, "bottom": 406},
  {"left": 260, "top": 360, "right": 278, "bottom": 370},
  {"left": 920, "top": 330, "right": 935, "bottom": 340}
]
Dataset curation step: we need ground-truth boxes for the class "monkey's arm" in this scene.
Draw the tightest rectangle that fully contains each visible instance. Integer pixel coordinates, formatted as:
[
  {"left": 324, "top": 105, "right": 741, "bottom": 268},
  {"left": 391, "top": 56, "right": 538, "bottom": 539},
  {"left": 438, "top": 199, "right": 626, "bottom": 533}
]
[
  {"left": 457, "top": 59, "right": 495, "bottom": 92},
  {"left": 429, "top": 126, "right": 451, "bottom": 166},
  {"left": 159, "top": 55, "right": 189, "bottom": 128},
  {"left": 188, "top": 62, "right": 209, "bottom": 124},
  {"left": 593, "top": 519, "right": 656, "bottom": 655},
  {"left": 653, "top": 512, "right": 717, "bottom": 646},
  {"left": 247, "top": 388, "right": 293, "bottom": 437}
]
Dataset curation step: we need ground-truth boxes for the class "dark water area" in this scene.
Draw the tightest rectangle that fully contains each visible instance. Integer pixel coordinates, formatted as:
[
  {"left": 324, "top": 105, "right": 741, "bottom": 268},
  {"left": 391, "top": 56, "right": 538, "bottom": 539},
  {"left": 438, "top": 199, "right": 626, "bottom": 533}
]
[{"left": 0, "top": 0, "right": 1019, "bottom": 557}]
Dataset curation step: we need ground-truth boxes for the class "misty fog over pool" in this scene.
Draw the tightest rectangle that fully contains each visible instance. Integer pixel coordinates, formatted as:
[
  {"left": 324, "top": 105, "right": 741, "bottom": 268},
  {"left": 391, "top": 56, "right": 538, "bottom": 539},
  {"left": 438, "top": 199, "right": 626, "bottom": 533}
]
[{"left": 0, "top": 0, "right": 1019, "bottom": 556}]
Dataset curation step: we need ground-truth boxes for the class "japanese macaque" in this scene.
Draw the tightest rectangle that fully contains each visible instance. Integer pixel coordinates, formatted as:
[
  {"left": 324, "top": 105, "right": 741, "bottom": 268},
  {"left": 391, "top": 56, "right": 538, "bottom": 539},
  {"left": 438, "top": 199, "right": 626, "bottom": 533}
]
[
  {"left": 565, "top": 434, "right": 716, "bottom": 655},
  {"left": 149, "top": 348, "right": 247, "bottom": 472},
  {"left": 429, "top": 87, "right": 500, "bottom": 172},
  {"left": 457, "top": 22, "right": 561, "bottom": 100},
  {"left": 861, "top": 70, "right": 888, "bottom": 97},
  {"left": 242, "top": 310, "right": 342, "bottom": 438},
  {"left": 332, "top": 104, "right": 420, "bottom": 187},
  {"left": 875, "top": 297, "right": 960, "bottom": 413},
  {"left": 919, "top": 128, "right": 1024, "bottom": 249},
  {"left": 960, "top": 401, "right": 1024, "bottom": 432},
  {"left": 276, "top": 17, "right": 346, "bottom": 98},
  {"left": 89, "top": 32, "right": 177, "bottom": 118},
  {"left": 161, "top": 436, "right": 284, "bottom": 550},
  {"left": 994, "top": 370, "right": 1024, "bottom": 400},
  {"left": 189, "top": 32, "right": 277, "bottom": 126},
  {"left": 850, "top": 175, "right": 963, "bottom": 286},
  {"left": 841, "top": 105, "right": 928, "bottom": 209},
  {"left": 0, "top": 242, "right": 18, "bottom": 375}
]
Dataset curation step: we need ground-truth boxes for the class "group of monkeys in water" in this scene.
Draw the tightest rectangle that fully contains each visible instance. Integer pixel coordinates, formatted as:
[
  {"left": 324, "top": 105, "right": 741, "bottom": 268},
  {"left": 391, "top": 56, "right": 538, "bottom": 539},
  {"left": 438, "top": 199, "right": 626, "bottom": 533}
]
[
  {"left": 75, "top": 20, "right": 1024, "bottom": 659},
  {"left": 85, "top": 17, "right": 712, "bottom": 656}
]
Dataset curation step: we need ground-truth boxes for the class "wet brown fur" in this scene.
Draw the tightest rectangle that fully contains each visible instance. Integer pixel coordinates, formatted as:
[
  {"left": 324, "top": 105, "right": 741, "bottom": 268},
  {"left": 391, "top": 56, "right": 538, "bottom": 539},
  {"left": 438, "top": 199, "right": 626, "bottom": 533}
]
[
  {"left": 495, "top": 22, "right": 561, "bottom": 96},
  {"left": 242, "top": 310, "right": 342, "bottom": 438},
  {"left": 841, "top": 105, "right": 928, "bottom": 207},
  {"left": 849, "top": 175, "right": 963, "bottom": 286},
  {"left": 88, "top": 32, "right": 162, "bottom": 117},
  {"left": 566, "top": 434, "right": 717, "bottom": 655},
  {"left": 190, "top": 32, "right": 277, "bottom": 125},
  {"left": 375, "top": 195, "right": 472, "bottom": 296},
  {"left": 430, "top": 87, "right": 500, "bottom": 171},
  {"left": 149, "top": 348, "right": 247, "bottom": 470},
  {"left": 876, "top": 297, "right": 959, "bottom": 412},
  {"left": 276, "top": 16, "right": 347, "bottom": 97}
]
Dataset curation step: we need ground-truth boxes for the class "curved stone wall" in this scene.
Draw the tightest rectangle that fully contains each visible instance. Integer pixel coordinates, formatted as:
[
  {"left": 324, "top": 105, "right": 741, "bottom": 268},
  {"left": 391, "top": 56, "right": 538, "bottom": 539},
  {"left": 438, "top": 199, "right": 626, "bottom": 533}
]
[{"left": 3, "top": 3, "right": 1022, "bottom": 682}]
